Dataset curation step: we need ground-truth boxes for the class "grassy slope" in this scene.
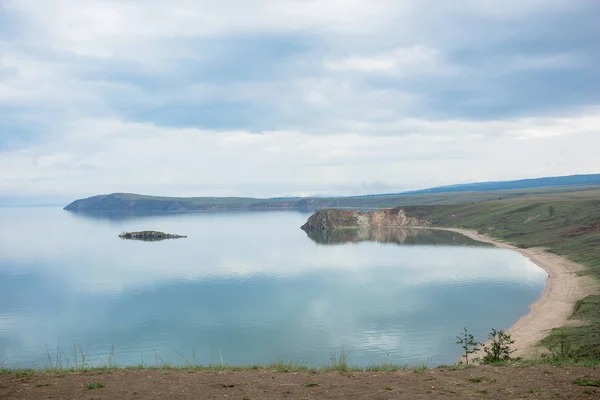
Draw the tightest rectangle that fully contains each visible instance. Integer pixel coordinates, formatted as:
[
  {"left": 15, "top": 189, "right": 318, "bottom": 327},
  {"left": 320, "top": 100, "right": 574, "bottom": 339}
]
[
  {"left": 403, "top": 192, "right": 600, "bottom": 357},
  {"left": 65, "top": 186, "right": 600, "bottom": 211}
]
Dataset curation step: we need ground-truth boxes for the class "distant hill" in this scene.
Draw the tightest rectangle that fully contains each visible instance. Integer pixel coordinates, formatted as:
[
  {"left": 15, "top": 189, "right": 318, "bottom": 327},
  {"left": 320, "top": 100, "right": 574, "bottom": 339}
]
[
  {"left": 64, "top": 173, "right": 600, "bottom": 213},
  {"left": 401, "top": 174, "right": 600, "bottom": 195}
]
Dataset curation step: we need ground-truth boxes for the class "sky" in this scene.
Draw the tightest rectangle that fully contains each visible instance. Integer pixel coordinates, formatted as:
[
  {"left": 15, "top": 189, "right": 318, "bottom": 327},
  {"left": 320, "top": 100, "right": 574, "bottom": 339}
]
[{"left": 0, "top": 0, "right": 599, "bottom": 202}]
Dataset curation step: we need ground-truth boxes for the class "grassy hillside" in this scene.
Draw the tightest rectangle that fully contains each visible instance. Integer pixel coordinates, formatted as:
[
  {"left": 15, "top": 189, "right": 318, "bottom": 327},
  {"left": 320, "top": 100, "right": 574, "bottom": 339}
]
[
  {"left": 405, "top": 173, "right": 600, "bottom": 195},
  {"left": 64, "top": 186, "right": 600, "bottom": 213},
  {"left": 403, "top": 195, "right": 600, "bottom": 358},
  {"left": 411, "top": 198, "right": 600, "bottom": 274}
]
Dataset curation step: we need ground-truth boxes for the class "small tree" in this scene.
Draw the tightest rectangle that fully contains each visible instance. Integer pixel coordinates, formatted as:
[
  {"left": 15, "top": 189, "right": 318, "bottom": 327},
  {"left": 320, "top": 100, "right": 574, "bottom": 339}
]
[
  {"left": 545, "top": 331, "right": 582, "bottom": 360},
  {"left": 456, "top": 327, "right": 480, "bottom": 365},
  {"left": 548, "top": 205, "right": 556, "bottom": 216},
  {"left": 549, "top": 331, "right": 570, "bottom": 359},
  {"left": 483, "top": 329, "right": 515, "bottom": 363}
]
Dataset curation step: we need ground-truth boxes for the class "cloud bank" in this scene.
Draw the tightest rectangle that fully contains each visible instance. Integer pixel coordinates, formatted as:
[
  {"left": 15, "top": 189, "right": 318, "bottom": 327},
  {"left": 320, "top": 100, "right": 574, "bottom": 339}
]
[{"left": 0, "top": 0, "right": 598, "bottom": 200}]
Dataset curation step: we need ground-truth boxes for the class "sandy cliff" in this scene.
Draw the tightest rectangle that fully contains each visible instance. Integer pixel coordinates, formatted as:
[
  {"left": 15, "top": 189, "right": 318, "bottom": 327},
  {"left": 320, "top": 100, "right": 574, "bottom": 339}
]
[{"left": 300, "top": 208, "right": 427, "bottom": 231}]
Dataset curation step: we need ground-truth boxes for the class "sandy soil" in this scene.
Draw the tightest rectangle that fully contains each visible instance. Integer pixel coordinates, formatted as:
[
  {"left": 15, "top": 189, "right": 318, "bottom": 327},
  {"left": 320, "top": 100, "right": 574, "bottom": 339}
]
[
  {"left": 437, "top": 228, "right": 597, "bottom": 358},
  {"left": 2, "top": 366, "right": 600, "bottom": 399}
]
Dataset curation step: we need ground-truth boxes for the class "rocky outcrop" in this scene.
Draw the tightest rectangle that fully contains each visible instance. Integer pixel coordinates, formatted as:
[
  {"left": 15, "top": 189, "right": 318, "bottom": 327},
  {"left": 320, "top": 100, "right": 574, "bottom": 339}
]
[
  {"left": 300, "top": 207, "right": 427, "bottom": 231},
  {"left": 118, "top": 231, "right": 187, "bottom": 241}
]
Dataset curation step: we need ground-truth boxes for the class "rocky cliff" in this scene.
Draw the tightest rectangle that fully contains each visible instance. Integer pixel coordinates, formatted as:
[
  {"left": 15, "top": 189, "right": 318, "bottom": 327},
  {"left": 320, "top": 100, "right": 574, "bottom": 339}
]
[{"left": 300, "top": 208, "right": 427, "bottom": 231}]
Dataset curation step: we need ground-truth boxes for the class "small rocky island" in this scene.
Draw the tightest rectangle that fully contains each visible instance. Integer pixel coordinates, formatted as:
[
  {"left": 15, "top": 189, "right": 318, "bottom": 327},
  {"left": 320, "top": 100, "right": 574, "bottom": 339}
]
[{"left": 119, "top": 231, "right": 187, "bottom": 241}]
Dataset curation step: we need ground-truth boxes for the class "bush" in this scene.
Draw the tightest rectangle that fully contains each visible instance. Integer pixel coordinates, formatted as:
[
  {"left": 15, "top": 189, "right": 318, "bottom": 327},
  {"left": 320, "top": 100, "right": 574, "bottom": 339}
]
[{"left": 482, "top": 329, "right": 515, "bottom": 363}]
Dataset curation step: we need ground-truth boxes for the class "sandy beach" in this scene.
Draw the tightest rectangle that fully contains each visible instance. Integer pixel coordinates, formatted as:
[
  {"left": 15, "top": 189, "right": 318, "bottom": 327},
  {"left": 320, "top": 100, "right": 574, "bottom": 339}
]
[{"left": 437, "top": 228, "right": 597, "bottom": 358}]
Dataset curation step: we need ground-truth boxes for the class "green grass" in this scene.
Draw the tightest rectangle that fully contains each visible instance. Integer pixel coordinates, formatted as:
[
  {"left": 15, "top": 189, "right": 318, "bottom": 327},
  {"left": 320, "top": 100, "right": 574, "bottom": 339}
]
[
  {"left": 506, "top": 357, "right": 600, "bottom": 368},
  {"left": 0, "top": 351, "right": 438, "bottom": 376},
  {"left": 2, "top": 357, "right": 600, "bottom": 379},
  {"left": 326, "top": 348, "right": 350, "bottom": 372},
  {"left": 469, "top": 377, "right": 488, "bottom": 383},
  {"left": 413, "top": 364, "right": 428, "bottom": 373},
  {"left": 437, "top": 363, "right": 475, "bottom": 371},
  {"left": 304, "top": 382, "right": 319, "bottom": 387},
  {"left": 414, "top": 198, "right": 600, "bottom": 275},
  {"left": 0, "top": 363, "right": 425, "bottom": 376},
  {"left": 13, "top": 370, "right": 35, "bottom": 378},
  {"left": 572, "top": 377, "right": 600, "bottom": 387},
  {"left": 86, "top": 381, "right": 105, "bottom": 390},
  {"left": 364, "top": 363, "right": 410, "bottom": 372}
]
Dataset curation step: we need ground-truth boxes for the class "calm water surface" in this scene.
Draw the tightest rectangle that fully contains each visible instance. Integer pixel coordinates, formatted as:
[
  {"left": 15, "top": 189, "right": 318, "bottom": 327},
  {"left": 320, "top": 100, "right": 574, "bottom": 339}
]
[{"left": 0, "top": 208, "right": 546, "bottom": 367}]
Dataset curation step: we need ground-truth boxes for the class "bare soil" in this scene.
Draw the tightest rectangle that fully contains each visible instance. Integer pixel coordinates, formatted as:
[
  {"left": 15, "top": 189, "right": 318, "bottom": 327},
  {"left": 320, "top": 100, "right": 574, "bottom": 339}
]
[
  {"left": 561, "top": 222, "right": 600, "bottom": 237},
  {"left": 2, "top": 366, "right": 600, "bottom": 399}
]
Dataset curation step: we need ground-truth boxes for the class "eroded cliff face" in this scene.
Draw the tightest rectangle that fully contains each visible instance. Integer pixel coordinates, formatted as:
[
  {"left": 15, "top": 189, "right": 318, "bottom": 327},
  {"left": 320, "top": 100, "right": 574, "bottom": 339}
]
[{"left": 300, "top": 207, "right": 428, "bottom": 231}]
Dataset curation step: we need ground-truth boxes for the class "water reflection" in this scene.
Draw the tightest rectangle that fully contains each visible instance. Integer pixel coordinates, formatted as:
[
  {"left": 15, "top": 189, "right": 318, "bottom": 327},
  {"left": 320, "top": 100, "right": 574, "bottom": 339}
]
[
  {"left": 304, "top": 227, "right": 491, "bottom": 246},
  {"left": 65, "top": 209, "right": 308, "bottom": 222},
  {"left": 0, "top": 207, "right": 546, "bottom": 368}
]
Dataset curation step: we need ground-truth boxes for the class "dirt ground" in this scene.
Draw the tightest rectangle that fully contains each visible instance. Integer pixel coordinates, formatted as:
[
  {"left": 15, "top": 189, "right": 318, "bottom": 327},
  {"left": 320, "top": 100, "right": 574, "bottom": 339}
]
[{"left": 1, "top": 366, "right": 599, "bottom": 400}]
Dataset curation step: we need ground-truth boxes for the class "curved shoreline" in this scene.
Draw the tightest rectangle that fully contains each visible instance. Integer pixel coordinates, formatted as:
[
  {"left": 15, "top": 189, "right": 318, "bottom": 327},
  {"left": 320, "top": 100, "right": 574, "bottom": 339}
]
[{"left": 435, "top": 227, "right": 596, "bottom": 358}]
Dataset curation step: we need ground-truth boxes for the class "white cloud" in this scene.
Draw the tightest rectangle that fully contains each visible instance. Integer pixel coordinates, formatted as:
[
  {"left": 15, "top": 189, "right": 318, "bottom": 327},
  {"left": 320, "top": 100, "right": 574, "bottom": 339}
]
[
  {"left": 1, "top": 109, "right": 598, "bottom": 198},
  {"left": 4, "top": 0, "right": 396, "bottom": 63},
  {"left": 325, "top": 45, "right": 450, "bottom": 75}
]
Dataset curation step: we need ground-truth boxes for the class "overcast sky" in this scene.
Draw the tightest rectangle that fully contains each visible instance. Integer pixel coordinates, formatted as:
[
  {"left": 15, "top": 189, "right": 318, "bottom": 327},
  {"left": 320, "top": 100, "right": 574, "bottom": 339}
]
[{"left": 1, "top": 0, "right": 599, "bottom": 201}]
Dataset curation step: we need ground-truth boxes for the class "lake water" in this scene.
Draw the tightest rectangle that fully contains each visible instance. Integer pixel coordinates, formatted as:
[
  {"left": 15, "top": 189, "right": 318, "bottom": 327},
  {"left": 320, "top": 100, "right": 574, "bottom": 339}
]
[{"left": 0, "top": 208, "right": 546, "bottom": 368}]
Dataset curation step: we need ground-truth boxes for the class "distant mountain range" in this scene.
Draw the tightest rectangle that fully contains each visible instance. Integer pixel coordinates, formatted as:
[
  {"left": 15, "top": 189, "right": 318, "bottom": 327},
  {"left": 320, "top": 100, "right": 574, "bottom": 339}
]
[{"left": 64, "top": 173, "right": 600, "bottom": 213}]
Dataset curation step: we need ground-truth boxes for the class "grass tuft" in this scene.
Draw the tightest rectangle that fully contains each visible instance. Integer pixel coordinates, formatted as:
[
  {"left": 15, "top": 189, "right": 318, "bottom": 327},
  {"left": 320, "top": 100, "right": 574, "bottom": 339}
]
[
  {"left": 327, "top": 348, "right": 350, "bottom": 372},
  {"left": 413, "top": 364, "right": 428, "bottom": 373},
  {"left": 86, "top": 381, "right": 105, "bottom": 390},
  {"left": 469, "top": 377, "right": 489, "bottom": 383},
  {"left": 572, "top": 377, "right": 600, "bottom": 387},
  {"left": 365, "top": 363, "right": 410, "bottom": 372}
]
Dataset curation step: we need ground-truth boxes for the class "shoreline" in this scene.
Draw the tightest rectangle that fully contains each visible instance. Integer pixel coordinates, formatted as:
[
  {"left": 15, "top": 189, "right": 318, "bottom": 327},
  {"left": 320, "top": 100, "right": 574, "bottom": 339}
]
[{"left": 435, "top": 227, "right": 596, "bottom": 358}]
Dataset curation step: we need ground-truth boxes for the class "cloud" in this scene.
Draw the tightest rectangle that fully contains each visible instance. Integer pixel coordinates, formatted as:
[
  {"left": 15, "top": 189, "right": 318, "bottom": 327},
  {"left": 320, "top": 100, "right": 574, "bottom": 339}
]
[
  {"left": 0, "top": 0, "right": 598, "bottom": 199},
  {"left": 325, "top": 45, "right": 447, "bottom": 74},
  {"left": 1, "top": 109, "right": 598, "bottom": 198}
]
